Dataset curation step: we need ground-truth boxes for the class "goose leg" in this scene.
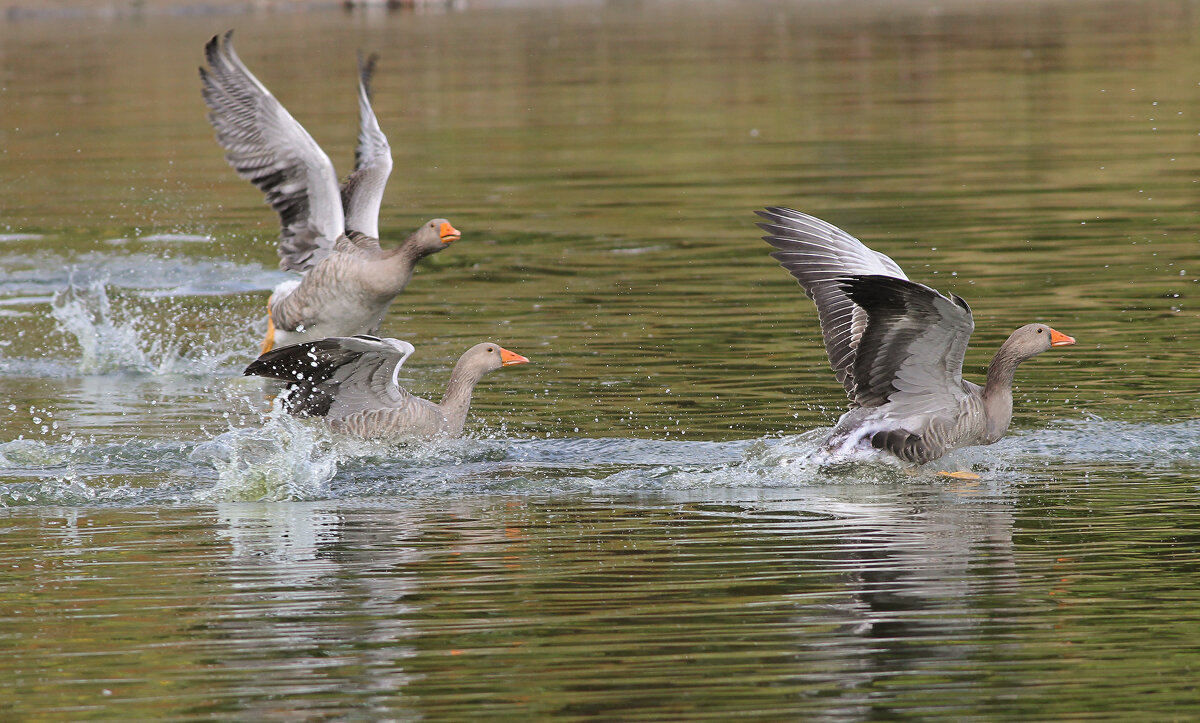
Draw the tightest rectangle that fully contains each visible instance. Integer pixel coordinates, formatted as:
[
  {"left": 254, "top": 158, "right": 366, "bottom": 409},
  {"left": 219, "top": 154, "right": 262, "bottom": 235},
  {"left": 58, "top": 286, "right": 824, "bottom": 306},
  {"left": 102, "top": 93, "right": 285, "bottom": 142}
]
[
  {"left": 261, "top": 313, "right": 276, "bottom": 354},
  {"left": 938, "top": 470, "right": 982, "bottom": 480}
]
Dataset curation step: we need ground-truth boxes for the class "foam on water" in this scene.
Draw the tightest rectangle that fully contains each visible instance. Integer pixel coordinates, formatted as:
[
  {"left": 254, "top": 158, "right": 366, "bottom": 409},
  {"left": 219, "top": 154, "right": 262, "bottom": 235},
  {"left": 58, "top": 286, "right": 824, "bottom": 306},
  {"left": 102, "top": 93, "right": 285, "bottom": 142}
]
[
  {"left": 1, "top": 412, "right": 1193, "bottom": 507},
  {"left": 183, "top": 422, "right": 1021, "bottom": 502},
  {"left": 4, "top": 250, "right": 289, "bottom": 376},
  {"left": 995, "top": 417, "right": 1200, "bottom": 466},
  {"left": 190, "top": 405, "right": 536, "bottom": 502}
]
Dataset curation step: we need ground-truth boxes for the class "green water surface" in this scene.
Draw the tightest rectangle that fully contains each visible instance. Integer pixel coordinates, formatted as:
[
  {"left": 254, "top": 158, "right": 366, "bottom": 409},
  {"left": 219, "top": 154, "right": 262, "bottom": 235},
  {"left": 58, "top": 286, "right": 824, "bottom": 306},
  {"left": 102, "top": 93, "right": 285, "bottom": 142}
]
[{"left": 1, "top": 0, "right": 1199, "bottom": 719}]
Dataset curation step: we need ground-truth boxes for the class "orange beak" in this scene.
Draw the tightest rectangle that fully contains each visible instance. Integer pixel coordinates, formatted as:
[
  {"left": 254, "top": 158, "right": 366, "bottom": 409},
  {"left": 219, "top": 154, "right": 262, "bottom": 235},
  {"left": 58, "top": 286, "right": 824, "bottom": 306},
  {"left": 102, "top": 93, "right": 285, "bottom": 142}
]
[
  {"left": 439, "top": 222, "right": 461, "bottom": 244},
  {"left": 1049, "top": 328, "right": 1076, "bottom": 347},
  {"left": 499, "top": 347, "right": 530, "bottom": 366}
]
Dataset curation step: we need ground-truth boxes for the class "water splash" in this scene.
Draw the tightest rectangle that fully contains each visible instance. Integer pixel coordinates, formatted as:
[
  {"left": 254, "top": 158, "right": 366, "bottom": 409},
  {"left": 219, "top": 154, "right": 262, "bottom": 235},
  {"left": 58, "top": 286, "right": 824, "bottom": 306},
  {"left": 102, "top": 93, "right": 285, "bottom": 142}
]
[
  {"left": 191, "top": 409, "right": 349, "bottom": 502},
  {"left": 51, "top": 281, "right": 152, "bottom": 373},
  {"left": 190, "top": 403, "right": 519, "bottom": 502},
  {"left": 48, "top": 279, "right": 254, "bottom": 375},
  {"left": 3, "top": 414, "right": 1194, "bottom": 507}
]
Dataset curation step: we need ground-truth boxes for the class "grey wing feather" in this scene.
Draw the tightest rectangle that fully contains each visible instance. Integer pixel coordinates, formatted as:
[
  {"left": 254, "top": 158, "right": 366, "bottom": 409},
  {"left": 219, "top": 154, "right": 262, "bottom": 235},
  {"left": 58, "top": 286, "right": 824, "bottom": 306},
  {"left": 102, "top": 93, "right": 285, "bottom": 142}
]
[
  {"left": 757, "top": 207, "right": 908, "bottom": 399},
  {"left": 324, "top": 338, "right": 414, "bottom": 418},
  {"left": 243, "top": 335, "right": 414, "bottom": 416},
  {"left": 839, "top": 275, "right": 974, "bottom": 417},
  {"left": 336, "top": 230, "right": 384, "bottom": 258},
  {"left": 200, "top": 31, "right": 345, "bottom": 273},
  {"left": 339, "top": 52, "right": 393, "bottom": 240}
]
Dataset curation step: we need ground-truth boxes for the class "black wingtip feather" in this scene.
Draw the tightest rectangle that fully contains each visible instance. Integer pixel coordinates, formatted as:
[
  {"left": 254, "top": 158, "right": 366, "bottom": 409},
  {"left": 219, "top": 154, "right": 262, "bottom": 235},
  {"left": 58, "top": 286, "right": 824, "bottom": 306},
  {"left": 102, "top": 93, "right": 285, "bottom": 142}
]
[
  {"left": 204, "top": 31, "right": 228, "bottom": 67},
  {"left": 244, "top": 336, "right": 387, "bottom": 381},
  {"left": 950, "top": 292, "right": 971, "bottom": 315},
  {"left": 245, "top": 339, "right": 336, "bottom": 382},
  {"left": 357, "top": 51, "right": 381, "bottom": 100},
  {"left": 757, "top": 206, "right": 795, "bottom": 220},
  {"left": 244, "top": 338, "right": 369, "bottom": 418},
  {"left": 755, "top": 207, "right": 792, "bottom": 231}
]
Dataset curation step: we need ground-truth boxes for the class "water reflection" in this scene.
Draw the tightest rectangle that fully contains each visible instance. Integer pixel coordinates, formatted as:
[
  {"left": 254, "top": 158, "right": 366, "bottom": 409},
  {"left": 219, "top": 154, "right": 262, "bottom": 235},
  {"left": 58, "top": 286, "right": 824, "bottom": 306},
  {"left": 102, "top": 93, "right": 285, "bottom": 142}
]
[
  {"left": 0, "top": 433, "right": 1194, "bottom": 717},
  {"left": 0, "top": 484, "right": 1001, "bottom": 717},
  {"left": 191, "top": 486, "right": 1019, "bottom": 718}
]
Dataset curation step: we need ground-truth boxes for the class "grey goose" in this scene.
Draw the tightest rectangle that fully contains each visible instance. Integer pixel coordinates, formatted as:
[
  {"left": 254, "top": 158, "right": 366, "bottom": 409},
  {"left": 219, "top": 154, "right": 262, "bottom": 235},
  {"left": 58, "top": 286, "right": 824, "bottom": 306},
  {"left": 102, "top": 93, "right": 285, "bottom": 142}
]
[
  {"left": 758, "top": 207, "right": 1075, "bottom": 475},
  {"left": 245, "top": 336, "right": 530, "bottom": 440},
  {"left": 201, "top": 32, "right": 460, "bottom": 353}
]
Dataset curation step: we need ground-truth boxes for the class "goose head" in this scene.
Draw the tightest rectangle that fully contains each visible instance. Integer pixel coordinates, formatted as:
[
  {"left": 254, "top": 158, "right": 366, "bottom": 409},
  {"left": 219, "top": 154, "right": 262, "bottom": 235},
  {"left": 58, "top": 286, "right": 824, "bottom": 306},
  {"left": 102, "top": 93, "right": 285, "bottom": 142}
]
[
  {"left": 409, "top": 218, "right": 461, "bottom": 257},
  {"left": 1004, "top": 323, "right": 1076, "bottom": 362},
  {"left": 459, "top": 342, "right": 530, "bottom": 375}
]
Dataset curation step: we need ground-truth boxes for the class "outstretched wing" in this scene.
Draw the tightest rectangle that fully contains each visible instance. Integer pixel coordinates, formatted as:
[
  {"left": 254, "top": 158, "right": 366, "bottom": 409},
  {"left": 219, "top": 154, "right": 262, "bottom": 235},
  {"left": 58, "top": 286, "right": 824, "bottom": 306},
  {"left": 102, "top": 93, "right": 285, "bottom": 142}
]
[
  {"left": 839, "top": 275, "right": 974, "bottom": 413},
  {"left": 200, "top": 31, "right": 345, "bottom": 272},
  {"left": 757, "top": 207, "right": 908, "bottom": 400},
  {"left": 340, "top": 52, "right": 394, "bottom": 239},
  {"left": 244, "top": 335, "right": 414, "bottom": 416}
]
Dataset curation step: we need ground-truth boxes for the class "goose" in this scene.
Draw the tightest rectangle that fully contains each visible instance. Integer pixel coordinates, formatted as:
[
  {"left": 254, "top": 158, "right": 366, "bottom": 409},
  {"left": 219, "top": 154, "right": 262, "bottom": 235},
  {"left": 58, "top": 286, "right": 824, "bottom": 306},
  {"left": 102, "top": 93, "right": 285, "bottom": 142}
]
[
  {"left": 244, "top": 336, "right": 530, "bottom": 440},
  {"left": 757, "top": 207, "right": 1075, "bottom": 475},
  {"left": 200, "top": 31, "right": 460, "bottom": 353}
]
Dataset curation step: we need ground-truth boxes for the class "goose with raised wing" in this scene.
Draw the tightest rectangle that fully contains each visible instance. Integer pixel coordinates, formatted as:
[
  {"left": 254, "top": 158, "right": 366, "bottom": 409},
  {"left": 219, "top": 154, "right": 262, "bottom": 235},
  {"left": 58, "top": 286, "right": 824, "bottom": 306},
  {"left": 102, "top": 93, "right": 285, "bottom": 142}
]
[
  {"left": 244, "top": 336, "right": 530, "bottom": 440},
  {"left": 201, "top": 31, "right": 460, "bottom": 353},
  {"left": 757, "top": 207, "right": 1075, "bottom": 473}
]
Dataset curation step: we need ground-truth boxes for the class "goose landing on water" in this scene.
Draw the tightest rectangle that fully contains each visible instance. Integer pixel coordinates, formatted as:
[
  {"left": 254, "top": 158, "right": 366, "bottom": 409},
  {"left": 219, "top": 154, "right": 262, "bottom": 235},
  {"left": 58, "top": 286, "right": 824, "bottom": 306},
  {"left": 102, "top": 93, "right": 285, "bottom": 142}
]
[
  {"left": 757, "top": 207, "right": 1076, "bottom": 477},
  {"left": 244, "top": 336, "right": 530, "bottom": 440},
  {"left": 200, "top": 32, "right": 460, "bottom": 354}
]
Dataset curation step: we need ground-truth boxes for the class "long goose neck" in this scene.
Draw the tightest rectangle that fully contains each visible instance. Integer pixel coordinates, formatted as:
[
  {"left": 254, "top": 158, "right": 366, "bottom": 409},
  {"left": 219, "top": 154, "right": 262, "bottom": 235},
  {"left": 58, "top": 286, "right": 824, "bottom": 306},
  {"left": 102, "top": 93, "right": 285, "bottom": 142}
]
[
  {"left": 374, "top": 239, "right": 423, "bottom": 294},
  {"left": 981, "top": 340, "right": 1024, "bottom": 442},
  {"left": 439, "top": 358, "right": 486, "bottom": 436}
]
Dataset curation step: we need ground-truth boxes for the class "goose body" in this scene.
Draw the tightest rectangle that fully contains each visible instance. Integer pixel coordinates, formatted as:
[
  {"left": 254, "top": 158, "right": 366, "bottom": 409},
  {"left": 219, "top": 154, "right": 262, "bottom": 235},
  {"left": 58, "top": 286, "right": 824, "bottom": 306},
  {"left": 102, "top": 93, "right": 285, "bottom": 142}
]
[
  {"left": 758, "top": 207, "right": 1075, "bottom": 466},
  {"left": 244, "top": 336, "right": 530, "bottom": 440},
  {"left": 200, "top": 32, "right": 459, "bottom": 353}
]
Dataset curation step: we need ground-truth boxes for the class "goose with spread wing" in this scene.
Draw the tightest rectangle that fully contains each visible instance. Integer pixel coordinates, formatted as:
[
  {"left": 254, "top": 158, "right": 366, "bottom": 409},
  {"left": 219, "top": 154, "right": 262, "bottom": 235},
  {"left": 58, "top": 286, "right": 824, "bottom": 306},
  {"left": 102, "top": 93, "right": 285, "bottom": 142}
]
[
  {"left": 201, "top": 31, "right": 460, "bottom": 354},
  {"left": 757, "top": 207, "right": 1075, "bottom": 471},
  {"left": 244, "top": 336, "right": 530, "bottom": 439}
]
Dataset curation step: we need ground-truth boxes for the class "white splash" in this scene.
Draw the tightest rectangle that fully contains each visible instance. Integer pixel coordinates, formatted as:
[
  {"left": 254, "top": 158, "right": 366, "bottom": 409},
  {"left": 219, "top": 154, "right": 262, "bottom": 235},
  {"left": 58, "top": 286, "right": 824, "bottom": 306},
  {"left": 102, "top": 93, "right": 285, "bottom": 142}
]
[
  {"left": 49, "top": 279, "right": 255, "bottom": 376},
  {"left": 51, "top": 281, "right": 154, "bottom": 373},
  {"left": 191, "top": 408, "right": 346, "bottom": 502}
]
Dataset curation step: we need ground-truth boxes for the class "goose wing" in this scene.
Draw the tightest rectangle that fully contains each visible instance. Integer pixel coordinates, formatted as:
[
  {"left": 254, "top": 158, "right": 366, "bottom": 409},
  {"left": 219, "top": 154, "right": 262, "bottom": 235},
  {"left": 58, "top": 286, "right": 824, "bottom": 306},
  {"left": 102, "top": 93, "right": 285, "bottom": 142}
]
[
  {"left": 336, "top": 229, "right": 384, "bottom": 258},
  {"left": 838, "top": 274, "right": 974, "bottom": 414},
  {"left": 244, "top": 335, "right": 414, "bottom": 416},
  {"left": 339, "top": 52, "right": 394, "bottom": 239},
  {"left": 757, "top": 207, "right": 908, "bottom": 400},
  {"left": 200, "top": 31, "right": 344, "bottom": 273}
]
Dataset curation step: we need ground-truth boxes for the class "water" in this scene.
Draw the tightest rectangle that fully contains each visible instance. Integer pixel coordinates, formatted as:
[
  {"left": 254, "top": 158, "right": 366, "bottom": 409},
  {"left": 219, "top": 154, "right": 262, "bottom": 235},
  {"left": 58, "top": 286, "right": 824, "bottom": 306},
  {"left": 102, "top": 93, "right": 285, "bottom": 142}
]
[{"left": 2, "top": 0, "right": 1200, "bottom": 718}]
